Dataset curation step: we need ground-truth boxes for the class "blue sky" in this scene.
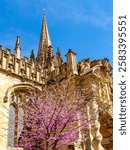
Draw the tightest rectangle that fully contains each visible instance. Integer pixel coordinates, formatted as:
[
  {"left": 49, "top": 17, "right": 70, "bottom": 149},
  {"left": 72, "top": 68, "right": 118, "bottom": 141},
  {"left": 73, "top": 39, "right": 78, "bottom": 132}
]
[{"left": 0, "top": 0, "right": 113, "bottom": 65}]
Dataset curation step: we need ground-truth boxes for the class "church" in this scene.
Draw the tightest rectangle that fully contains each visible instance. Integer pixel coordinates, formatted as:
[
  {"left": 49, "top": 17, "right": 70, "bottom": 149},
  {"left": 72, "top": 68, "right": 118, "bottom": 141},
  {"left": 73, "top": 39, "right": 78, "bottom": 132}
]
[{"left": 0, "top": 15, "right": 113, "bottom": 150}]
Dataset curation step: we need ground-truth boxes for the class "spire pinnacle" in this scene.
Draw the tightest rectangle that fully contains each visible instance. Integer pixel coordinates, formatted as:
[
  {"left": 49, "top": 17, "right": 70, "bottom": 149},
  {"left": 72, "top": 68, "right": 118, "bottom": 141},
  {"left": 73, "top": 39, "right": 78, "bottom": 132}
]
[
  {"left": 56, "top": 47, "right": 61, "bottom": 58},
  {"left": 15, "top": 36, "right": 21, "bottom": 59},
  {"left": 30, "top": 49, "right": 35, "bottom": 62},
  {"left": 41, "top": 14, "right": 52, "bottom": 46},
  {"left": 37, "top": 14, "right": 52, "bottom": 64},
  {"left": 56, "top": 47, "right": 63, "bottom": 66}
]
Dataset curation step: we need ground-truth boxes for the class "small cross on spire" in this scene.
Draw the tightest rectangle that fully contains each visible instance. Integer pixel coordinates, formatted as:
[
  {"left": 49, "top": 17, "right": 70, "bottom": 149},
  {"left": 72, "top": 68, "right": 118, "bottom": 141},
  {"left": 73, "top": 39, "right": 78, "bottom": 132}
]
[{"left": 43, "top": 8, "right": 46, "bottom": 16}]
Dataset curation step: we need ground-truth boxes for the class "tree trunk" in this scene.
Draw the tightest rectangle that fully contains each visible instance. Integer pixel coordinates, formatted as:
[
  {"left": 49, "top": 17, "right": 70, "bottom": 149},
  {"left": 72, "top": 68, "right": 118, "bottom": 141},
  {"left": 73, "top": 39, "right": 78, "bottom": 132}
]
[{"left": 53, "top": 140, "right": 58, "bottom": 150}]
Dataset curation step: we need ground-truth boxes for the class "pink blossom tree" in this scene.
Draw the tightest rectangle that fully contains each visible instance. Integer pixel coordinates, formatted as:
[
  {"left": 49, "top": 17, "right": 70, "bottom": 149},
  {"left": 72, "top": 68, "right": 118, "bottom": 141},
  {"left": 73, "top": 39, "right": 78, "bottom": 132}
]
[{"left": 16, "top": 80, "right": 96, "bottom": 150}]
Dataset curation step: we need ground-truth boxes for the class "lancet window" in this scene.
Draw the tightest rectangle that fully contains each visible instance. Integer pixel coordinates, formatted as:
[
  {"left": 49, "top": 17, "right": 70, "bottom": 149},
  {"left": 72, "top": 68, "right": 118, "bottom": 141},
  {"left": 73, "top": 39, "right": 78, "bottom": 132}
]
[{"left": 8, "top": 92, "right": 25, "bottom": 147}]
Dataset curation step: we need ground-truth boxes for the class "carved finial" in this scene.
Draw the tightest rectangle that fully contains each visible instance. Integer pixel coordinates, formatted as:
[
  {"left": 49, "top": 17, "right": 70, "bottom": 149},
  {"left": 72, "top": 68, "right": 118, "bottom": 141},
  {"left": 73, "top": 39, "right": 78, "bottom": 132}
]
[
  {"left": 14, "top": 36, "right": 21, "bottom": 59},
  {"left": 30, "top": 49, "right": 35, "bottom": 62},
  {"left": 56, "top": 47, "right": 61, "bottom": 56},
  {"left": 56, "top": 47, "right": 63, "bottom": 66}
]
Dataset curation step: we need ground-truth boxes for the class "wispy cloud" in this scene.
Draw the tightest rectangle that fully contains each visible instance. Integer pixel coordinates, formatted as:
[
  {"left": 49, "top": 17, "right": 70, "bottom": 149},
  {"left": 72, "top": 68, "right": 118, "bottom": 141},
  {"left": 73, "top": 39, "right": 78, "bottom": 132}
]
[
  {"left": 43, "top": 0, "right": 112, "bottom": 28},
  {"left": 3, "top": 0, "right": 112, "bottom": 28}
]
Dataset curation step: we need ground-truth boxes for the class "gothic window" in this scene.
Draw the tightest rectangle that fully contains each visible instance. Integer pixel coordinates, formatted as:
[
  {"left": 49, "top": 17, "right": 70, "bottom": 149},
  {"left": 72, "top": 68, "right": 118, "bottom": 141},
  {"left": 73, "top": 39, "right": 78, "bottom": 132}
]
[
  {"left": 17, "top": 107, "right": 24, "bottom": 140},
  {"left": 8, "top": 104, "right": 15, "bottom": 146},
  {"left": 8, "top": 94, "right": 24, "bottom": 147}
]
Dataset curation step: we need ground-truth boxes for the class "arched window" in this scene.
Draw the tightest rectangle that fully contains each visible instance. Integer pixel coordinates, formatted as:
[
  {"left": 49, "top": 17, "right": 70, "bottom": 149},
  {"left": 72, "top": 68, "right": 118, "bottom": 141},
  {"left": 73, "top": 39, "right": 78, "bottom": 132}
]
[
  {"left": 8, "top": 104, "right": 15, "bottom": 146},
  {"left": 6, "top": 84, "right": 40, "bottom": 147},
  {"left": 8, "top": 93, "right": 24, "bottom": 147}
]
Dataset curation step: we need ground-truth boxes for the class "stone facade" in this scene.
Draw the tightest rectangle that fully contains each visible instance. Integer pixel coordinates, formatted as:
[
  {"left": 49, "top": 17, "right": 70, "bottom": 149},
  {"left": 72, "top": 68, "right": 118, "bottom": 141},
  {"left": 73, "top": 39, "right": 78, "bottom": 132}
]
[{"left": 0, "top": 15, "right": 113, "bottom": 150}]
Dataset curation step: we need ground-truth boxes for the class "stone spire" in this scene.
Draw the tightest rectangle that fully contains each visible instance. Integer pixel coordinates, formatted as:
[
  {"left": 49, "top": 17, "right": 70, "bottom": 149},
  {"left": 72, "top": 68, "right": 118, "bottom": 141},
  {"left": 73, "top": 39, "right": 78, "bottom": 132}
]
[
  {"left": 37, "top": 15, "right": 52, "bottom": 64},
  {"left": 14, "top": 36, "right": 21, "bottom": 59},
  {"left": 30, "top": 49, "right": 35, "bottom": 62}
]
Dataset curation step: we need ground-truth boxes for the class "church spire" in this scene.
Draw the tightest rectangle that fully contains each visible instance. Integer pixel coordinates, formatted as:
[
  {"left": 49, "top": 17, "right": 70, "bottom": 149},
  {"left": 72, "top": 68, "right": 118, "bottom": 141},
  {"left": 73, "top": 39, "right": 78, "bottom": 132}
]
[
  {"left": 37, "top": 15, "right": 52, "bottom": 64},
  {"left": 14, "top": 36, "right": 21, "bottom": 59}
]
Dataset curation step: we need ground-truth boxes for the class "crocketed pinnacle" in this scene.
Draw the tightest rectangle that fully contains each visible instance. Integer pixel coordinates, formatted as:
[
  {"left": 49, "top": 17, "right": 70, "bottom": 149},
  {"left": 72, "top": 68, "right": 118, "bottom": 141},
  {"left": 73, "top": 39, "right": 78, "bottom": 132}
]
[
  {"left": 14, "top": 36, "right": 21, "bottom": 59},
  {"left": 30, "top": 49, "right": 35, "bottom": 62}
]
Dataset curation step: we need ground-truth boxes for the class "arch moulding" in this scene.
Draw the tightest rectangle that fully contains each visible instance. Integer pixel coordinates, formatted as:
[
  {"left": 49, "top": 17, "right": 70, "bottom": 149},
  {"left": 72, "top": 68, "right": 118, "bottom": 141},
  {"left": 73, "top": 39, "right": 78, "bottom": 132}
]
[{"left": 3, "top": 83, "right": 41, "bottom": 103}]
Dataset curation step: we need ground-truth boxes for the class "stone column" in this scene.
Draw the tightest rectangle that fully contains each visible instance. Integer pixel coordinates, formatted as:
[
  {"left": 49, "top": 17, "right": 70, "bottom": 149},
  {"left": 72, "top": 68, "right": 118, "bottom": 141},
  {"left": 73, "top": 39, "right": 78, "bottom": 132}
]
[
  {"left": 88, "top": 101, "right": 104, "bottom": 150},
  {"left": 74, "top": 113, "right": 83, "bottom": 150}
]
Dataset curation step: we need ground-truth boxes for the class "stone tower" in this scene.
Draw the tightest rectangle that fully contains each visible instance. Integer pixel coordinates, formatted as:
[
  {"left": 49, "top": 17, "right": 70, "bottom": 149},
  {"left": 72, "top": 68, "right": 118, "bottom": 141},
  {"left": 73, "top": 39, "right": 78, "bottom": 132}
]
[
  {"left": 66, "top": 49, "right": 78, "bottom": 77},
  {"left": 0, "top": 15, "right": 113, "bottom": 150}
]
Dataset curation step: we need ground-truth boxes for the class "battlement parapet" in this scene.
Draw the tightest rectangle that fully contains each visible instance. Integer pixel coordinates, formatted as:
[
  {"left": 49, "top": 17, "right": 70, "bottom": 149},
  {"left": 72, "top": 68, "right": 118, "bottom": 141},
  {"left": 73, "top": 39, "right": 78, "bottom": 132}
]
[
  {"left": 0, "top": 44, "right": 112, "bottom": 84},
  {"left": 0, "top": 46, "right": 46, "bottom": 84}
]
